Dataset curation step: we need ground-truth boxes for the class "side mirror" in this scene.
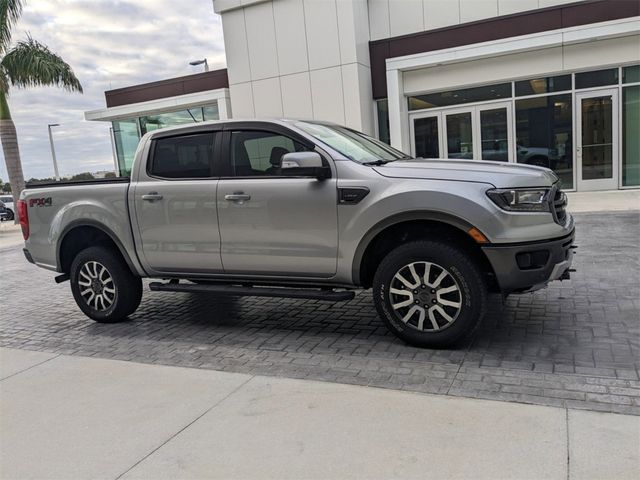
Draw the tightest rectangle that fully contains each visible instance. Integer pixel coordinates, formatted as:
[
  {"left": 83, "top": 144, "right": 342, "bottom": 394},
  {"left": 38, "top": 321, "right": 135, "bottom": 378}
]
[{"left": 280, "top": 152, "right": 330, "bottom": 180}]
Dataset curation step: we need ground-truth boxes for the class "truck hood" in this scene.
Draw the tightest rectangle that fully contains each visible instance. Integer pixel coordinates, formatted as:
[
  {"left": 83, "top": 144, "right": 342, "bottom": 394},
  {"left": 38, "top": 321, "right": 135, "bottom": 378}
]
[{"left": 373, "top": 158, "right": 558, "bottom": 188}]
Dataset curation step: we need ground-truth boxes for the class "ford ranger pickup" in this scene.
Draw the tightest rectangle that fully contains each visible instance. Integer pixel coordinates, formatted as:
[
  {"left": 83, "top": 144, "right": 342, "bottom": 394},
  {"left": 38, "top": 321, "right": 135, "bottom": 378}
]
[{"left": 19, "top": 119, "right": 575, "bottom": 347}]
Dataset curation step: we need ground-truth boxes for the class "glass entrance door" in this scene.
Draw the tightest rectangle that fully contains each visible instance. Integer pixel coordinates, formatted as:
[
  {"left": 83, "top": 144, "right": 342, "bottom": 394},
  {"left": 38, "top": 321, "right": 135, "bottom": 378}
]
[
  {"left": 411, "top": 112, "right": 443, "bottom": 159},
  {"left": 411, "top": 102, "right": 513, "bottom": 161},
  {"left": 576, "top": 89, "right": 619, "bottom": 191}
]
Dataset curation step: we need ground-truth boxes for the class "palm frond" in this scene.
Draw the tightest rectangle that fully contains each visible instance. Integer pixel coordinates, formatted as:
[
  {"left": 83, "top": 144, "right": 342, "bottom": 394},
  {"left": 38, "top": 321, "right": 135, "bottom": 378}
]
[
  {"left": 0, "top": 0, "right": 23, "bottom": 54},
  {"left": 1, "top": 36, "right": 83, "bottom": 92}
]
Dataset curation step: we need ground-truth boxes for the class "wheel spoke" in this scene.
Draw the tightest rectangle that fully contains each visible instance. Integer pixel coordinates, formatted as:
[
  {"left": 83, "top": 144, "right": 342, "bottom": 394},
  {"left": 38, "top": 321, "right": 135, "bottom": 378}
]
[
  {"left": 394, "top": 272, "right": 418, "bottom": 289},
  {"left": 80, "top": 288, "right": 92, "bottom": 296},
  {"left": 104, "top": 286, "right": 115, "bottom": 295},
  {"left": 392, "top": 298, "right": 415, "bottom": 310},
  {"left": 408, "top": 264, "right": 421, "bottom": 287},
  {"left": 423, "top": 262, "right": 431, "bottom": 286},
  {"left": 428, "top": 307, "right": 440, "bottom": 330},
  {"left": 433, "top": 305, "right": 454, "bottom": 324},
  {"left": 438, "top": 285, "right": 458, "bottom": 295},
  {"left": 415, "top": 307, "right": 426, "bottom": 330},
  {"left": 99, "top": 266, "right": 108, "bottom": 281},
  {"left": 401, "top": 305, "right": 422, "bottom": 324},
  {"left": 431, "top": 270, "right": 448, "bottom": 288},
  {"left": 79, "top": 271, "right": 92, "bottom": 284},
  {"left": 439, "top": 298, "right": 461, "bottom": 308}
]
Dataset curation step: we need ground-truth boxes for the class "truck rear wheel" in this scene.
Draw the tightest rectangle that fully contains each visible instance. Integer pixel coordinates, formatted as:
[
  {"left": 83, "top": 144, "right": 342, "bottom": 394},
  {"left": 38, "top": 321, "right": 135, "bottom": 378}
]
[
  {"left": 70, "top": 246, "right": 142, "bottom": 323},
  {"left": 372, "top": 240, "right": 487, "bottom": 348}
]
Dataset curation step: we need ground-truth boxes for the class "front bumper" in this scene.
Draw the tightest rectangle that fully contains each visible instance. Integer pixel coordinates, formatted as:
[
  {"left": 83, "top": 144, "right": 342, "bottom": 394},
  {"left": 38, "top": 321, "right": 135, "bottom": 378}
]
[{"left": 482, "top": 229, "right": 575, "bottom": 294}]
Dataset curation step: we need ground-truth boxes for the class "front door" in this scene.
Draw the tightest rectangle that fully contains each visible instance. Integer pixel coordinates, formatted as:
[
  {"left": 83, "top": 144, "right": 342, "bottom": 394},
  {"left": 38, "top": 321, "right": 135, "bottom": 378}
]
[
  {"left": 217, "top": 128, "right": 338, "bottom": 277},
  {"left": 132, "top": 130, "right": 223, "bottom": 274},
  {"left": 576, "top": 89, "right": 619, "bottom": 191},
  {"left": 411, "top": 101, "right": 513, "bottom": 161}
]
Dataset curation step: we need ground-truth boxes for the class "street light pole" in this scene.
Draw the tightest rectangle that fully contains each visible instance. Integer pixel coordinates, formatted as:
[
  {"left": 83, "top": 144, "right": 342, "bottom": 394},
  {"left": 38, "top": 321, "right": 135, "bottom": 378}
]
[
  {"left": 48, "top": 123, "right": 61, "bottom": 180},
  {"left": 189, "top": 58, "right": 209, "bottom": 72}
]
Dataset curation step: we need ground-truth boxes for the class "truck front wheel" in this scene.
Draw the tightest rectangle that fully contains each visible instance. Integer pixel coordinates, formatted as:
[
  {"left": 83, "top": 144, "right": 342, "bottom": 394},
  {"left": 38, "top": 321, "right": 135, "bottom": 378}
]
[
  {"left": 372, "top": 240, "right": 487, "bottom": 348},
  {"left": 70, "top": 246, "right": 142, "bottom": 322}
]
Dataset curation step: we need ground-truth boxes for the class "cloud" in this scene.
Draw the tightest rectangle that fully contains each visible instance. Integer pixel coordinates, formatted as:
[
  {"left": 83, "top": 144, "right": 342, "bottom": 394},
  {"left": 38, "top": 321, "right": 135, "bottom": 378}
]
[{"left": 0, "top": 0, "right": 226, "bottom": 181}]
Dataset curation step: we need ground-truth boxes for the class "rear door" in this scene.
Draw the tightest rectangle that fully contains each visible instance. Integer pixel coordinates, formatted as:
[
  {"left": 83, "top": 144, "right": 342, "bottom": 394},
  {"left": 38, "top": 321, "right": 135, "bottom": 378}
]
[
  {"left": 132, "top": 128, "right": 223, "bottom": 274},
  {"left": 216, "top": 125, "right": 338, "bottom": 277}
]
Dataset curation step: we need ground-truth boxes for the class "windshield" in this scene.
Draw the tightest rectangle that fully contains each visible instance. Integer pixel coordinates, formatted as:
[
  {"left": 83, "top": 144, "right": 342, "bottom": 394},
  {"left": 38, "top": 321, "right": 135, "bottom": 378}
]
[{"left": 294, "top": 121, "right": 410, "bottom": 164}]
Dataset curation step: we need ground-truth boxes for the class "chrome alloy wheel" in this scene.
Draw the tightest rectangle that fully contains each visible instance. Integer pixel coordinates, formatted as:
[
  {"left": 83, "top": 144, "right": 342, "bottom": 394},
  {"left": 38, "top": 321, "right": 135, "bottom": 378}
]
[
  {"left": 77, "top": 261, "right": 116, "bottom": 311},
  {"left": 389, "top": 261, "right": 462, "bottom": 332}
]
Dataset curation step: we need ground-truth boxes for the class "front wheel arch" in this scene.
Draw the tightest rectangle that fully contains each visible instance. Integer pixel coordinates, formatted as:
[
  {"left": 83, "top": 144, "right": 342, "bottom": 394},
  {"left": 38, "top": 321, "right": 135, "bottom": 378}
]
[{"left": 354, "top": 214, "right": 496, "bottom": 291}]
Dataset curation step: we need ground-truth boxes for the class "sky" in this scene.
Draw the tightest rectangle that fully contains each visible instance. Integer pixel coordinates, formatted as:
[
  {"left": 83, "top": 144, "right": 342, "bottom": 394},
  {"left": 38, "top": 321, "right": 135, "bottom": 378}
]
[{"left": 0, "top": 0, "right": 226, "bottom": 181}]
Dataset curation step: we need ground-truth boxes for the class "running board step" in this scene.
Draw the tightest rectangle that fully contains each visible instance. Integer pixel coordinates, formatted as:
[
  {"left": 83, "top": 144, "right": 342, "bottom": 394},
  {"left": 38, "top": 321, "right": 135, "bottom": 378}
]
[{"left": 149, "top": 282, "right": 355, "bottom": 301}]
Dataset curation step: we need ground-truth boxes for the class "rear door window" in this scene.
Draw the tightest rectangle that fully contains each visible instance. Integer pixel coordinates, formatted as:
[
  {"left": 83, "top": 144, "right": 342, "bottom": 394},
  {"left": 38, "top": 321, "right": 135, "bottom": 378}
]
[{"left": 150, "top": 133, "right": 215, "bottom": 179}]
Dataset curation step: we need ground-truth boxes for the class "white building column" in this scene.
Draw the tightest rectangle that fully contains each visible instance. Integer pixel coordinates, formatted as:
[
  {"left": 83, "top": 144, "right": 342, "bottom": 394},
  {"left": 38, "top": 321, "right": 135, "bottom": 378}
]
[{"left": 386, "top": 68, "right": 409, "bottom": 153}]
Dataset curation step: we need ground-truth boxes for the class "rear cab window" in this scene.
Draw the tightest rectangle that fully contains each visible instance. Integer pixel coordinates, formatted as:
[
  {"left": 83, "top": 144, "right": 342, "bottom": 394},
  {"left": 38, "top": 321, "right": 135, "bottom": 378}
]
[{"left": 149, "top": 132, "right": 215, "bottom": 179}]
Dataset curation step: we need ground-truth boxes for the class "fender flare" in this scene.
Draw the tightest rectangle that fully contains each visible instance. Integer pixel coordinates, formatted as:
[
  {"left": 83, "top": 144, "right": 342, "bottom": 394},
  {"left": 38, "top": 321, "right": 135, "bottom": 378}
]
[
  {"left": 351, "top": 210, "right": 476, "bottom": 286},
  {"left": 56, "top": 219, "right": 142, "bottom": 275}
]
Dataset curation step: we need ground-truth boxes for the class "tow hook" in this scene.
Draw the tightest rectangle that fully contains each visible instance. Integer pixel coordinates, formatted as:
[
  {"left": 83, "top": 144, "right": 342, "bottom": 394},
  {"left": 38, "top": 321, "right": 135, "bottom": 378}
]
[
  {"left": 559, "top": 268, "right": 576, "bottom": 281},
  {"left": 54, "top": 273, "right": 70, "bottom": 284}
]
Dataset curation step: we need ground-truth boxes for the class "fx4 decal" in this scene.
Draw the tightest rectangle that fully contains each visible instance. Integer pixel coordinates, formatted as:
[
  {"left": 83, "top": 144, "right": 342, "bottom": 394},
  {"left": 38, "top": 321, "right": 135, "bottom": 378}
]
[{"left": 29, "top": 197, "right": 52, "bottom": 207}]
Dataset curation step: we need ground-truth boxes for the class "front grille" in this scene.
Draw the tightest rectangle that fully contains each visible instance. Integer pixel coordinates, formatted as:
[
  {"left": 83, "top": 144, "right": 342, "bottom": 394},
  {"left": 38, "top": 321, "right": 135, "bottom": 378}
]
[{"left": 551, "top": 187, "right": 567, "bottom": 225}]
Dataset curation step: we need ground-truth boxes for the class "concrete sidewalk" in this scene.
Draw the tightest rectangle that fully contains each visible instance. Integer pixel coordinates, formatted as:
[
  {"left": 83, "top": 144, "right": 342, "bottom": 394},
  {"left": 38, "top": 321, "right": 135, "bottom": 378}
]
[{"left": 1, "top": 348, "right": 638, "bottom": 480}]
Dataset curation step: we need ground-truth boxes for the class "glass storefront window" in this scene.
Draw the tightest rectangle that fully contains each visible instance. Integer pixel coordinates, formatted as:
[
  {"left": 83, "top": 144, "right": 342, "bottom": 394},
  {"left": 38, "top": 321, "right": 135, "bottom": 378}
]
[
  {"left": 446, "top": 112, "right": 474, "bottom": 159},
  {"left": 408, "top": 83, "right": 511, "bottom": 111},
  {"left": 515, "top": 75, "right": 571, "bottom": 96},
  {"left": 414, "top": 116, "right": 440, "bottom": 158},
  {"left": 575, "top": 68, "right": 618, "bottom": 89},
  {"left": 140, "top": 108, "right": 204, "bottom": 134},
  {"left": 112, "top": 119, "right": 140, "bottom": 176},
  {"left": 376, "top": 99, "right": 391, "bottom": 145},
  {"left": 515, "top": 94, "right": 573, "bottom": 189},
  {"left": 203, "top": 104, "right": 220, "bottom": 121},
  {"left": 480, "top": 108, "right": 509, "bottom": 162},
  {"left": 622, "top": 85, "right": 640, "bottom": 186},
  {"left": 623, "top": 65, "right": 640, "bottom": 84}
]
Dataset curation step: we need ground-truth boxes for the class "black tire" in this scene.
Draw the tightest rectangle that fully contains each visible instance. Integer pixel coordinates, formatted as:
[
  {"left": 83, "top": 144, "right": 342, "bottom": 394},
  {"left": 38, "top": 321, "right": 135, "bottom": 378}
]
[
  {"left": 373, "top": 240, "right": 487, "bottom": 348},
  {"left": 5, "top": 209, "right": 14, "bottom": 221},
  {"left": 70, "top": 246, "right": 142, "bottom": 323}
]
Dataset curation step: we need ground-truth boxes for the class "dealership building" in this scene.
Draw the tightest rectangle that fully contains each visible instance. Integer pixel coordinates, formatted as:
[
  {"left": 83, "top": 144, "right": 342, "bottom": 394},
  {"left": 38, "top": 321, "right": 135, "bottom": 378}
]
[{"left": 85, "top": 0, "right": 640, "bottom": 191}]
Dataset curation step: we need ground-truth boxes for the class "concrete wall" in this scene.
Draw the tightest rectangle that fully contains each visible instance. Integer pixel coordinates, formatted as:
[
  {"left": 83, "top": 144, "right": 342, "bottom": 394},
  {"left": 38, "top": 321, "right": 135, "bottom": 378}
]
[
  {"left": 403, "top": 34, "right": 640, "bottom": 95},
  {"left": 368, "top": 0, "right": 585, "bottom": 40},
  {"left": 215, "top": 0, "right": 374, "bottom": 135}
]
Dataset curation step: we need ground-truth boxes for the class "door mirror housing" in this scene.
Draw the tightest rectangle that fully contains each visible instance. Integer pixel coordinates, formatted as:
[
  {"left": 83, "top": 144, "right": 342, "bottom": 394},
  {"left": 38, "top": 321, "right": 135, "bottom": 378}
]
[{"left": 280, "top": 152, "right": 330, "bottom": 180}]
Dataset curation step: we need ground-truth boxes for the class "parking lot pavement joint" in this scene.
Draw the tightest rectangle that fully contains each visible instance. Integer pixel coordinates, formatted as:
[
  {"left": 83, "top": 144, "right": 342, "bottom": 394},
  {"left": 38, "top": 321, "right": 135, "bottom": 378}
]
[
  {"left": 113, "top": 375, "right": 254, "bottom": 480},
  {"left": 0, "top": 352, "right": 61, "bottom": 382}
]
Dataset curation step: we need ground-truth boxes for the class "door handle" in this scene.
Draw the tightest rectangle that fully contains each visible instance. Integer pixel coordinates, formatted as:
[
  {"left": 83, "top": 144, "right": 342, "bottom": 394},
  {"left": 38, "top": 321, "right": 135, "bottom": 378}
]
[
  {"left": 224, "top": 192, "right": 251, "bottom": 203},
  {"left": 142, "top": 192, "right": 163, "bottom": 202}
]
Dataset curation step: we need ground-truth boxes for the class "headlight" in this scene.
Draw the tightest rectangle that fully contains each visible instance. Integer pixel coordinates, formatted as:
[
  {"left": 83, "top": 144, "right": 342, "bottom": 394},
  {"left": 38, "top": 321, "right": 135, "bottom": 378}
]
[{"left": 486, "top": 188, "right": 551, "bottom": 212}]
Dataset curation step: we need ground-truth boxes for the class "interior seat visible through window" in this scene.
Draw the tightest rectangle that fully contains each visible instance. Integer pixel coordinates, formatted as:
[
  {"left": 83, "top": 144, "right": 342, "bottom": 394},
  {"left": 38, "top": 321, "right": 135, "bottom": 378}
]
[{"left": 230, "top": 130, "right": 307, "bottom": 176}]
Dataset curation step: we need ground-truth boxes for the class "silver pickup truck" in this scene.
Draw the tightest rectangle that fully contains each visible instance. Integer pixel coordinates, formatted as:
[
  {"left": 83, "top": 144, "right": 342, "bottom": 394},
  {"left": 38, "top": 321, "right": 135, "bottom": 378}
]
[{"left": 20, "top": 119, "right": 574, "bottom": 348}]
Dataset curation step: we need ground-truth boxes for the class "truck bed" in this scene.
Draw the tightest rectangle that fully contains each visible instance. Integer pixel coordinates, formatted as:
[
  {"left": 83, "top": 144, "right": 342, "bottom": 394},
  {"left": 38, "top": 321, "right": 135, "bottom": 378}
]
[{"left": 25, "top": 177, "right": 130, "bottom": 189}]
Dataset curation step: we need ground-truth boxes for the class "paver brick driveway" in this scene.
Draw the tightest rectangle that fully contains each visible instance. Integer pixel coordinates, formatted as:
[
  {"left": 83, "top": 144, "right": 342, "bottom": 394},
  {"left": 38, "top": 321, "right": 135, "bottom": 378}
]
[{"left": 1, "top": 211, "right": 639, "bottom": 414}]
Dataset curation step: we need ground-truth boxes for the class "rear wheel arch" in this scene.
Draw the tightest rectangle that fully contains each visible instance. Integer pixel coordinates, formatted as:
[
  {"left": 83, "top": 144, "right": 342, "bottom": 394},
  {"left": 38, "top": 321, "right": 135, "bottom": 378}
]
[
  {"left": 353, "top": 212, "right": 496, "bottom": 290},
  {"left": 57, "top": 221, "right": 138, "bottom": 275}
]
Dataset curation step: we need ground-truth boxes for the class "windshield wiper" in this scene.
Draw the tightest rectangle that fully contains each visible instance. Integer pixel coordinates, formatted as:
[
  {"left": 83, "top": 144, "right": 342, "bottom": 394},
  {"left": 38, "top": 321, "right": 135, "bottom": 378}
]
[{"left": 362, "top": 159, "right": 397, "bottom": 166}]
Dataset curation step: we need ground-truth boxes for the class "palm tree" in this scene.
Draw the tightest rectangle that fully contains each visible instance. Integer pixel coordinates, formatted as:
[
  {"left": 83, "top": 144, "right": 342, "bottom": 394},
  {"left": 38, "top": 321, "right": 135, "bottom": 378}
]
[{"left": 1, "top": 0, "right": 82, "bottom": 220}]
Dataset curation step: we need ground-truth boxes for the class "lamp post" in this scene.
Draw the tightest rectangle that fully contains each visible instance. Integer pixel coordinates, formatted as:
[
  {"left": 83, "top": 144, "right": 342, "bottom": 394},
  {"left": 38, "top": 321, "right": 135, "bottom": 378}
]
[
  {"left": 189, "top": 58, "right": 209, "bottom": 72},
  {"left": 48, "top": 123, "right": 61, "bottom": 180}
]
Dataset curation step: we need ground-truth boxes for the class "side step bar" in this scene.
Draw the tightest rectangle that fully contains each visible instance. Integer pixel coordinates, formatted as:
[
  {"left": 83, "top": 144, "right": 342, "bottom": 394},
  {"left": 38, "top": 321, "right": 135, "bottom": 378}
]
[{"left": 149, "top": 281, "right": 355, "bottom": 301}]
